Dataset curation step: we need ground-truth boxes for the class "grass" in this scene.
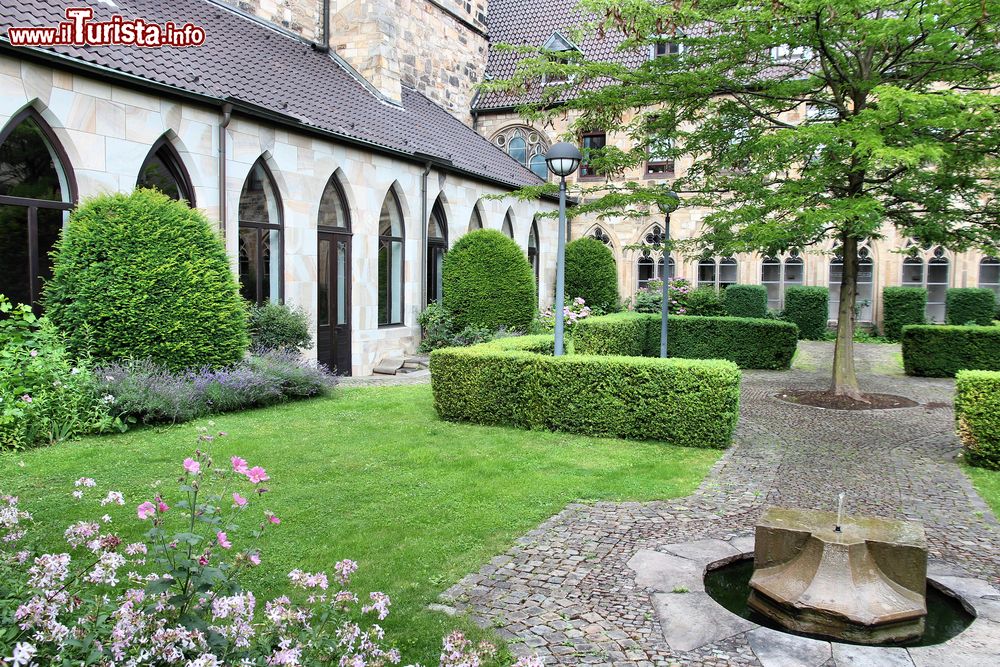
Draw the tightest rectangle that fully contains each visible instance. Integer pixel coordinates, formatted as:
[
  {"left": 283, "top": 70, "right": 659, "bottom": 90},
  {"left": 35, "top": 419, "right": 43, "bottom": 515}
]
[
  {"left": 1, "top": 384, "right": 720, "bottom": 664},
  {"left": 966, "top": 465, "right": 1000, "bottom": 518}
]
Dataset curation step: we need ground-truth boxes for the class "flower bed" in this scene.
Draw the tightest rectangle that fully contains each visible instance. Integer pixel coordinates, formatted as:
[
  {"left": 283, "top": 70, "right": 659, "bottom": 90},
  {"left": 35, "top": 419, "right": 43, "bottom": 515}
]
[
  {"left": 573, "top": 312, "right": 799, "bottom": 370},
  {"left": 430, "top": 336, "right": 741, "bottom": 448}
]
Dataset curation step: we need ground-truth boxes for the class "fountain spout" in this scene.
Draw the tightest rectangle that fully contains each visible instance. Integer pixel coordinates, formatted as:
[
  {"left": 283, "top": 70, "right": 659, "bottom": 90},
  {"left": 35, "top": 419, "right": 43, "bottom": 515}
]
[{"left": 835, "top": 492, "right": 845, "bottom": 533}]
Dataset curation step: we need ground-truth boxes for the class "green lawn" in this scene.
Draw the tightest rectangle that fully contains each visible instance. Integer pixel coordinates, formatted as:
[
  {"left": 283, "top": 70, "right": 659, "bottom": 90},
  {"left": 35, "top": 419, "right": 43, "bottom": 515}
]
[
  {"left": 1, "top": 384, "right": 720, "bottom": 663},
  {"left": 966, "top": 465, "right": 1000, "bottom": 518}
]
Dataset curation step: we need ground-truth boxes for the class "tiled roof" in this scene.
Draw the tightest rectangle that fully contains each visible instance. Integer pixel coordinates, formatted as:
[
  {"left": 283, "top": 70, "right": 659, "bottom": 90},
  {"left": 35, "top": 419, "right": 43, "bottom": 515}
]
[
  {"left": 0, "top": 0, "right": 543, "bottom": 188},
  {"left": 474, "top": 0, "right": 646, "bottom": 111}
]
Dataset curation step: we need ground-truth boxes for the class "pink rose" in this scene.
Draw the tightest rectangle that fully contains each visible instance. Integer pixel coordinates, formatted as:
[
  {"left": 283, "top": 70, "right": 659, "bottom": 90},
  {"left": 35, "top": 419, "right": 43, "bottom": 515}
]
[
  {"left": 231, "top": 456, "right": 249, "bottom": 474},
  {"left": 246, "top": 466, "right": 269, "bottom": 484},
  {"left": 137, "top": 501, "right": 156, "bottom": 520},
  {"left": 183, "top": 458, "right": 200, "bottom": 475},
  {"left": 216, "top": 531, "right": 231, "bottom": 549},
  {"left": 233, "top": 492, "right": 248, "bottom": 508}
]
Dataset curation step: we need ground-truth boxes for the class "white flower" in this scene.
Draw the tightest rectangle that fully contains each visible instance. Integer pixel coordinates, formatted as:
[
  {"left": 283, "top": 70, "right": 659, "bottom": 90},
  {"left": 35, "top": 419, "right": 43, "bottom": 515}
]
[
  {"left": 102, "top": 394, "right": 115, "bottom": 404},
  {"left": 9, "top": 641, "right": 36, "bottom": 666},
  {"left": 70, "top": 367, "right": 80, "bottom": 375}
]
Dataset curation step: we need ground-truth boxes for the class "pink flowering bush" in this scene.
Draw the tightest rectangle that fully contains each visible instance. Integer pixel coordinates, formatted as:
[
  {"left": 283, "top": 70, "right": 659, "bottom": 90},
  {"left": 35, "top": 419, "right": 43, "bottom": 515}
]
[
  {"left": 0, "top": 432, "right": 540, "bottom": 667},
  {"left": 631, "top": 278, "right": 693, "bottom": 315},
  {"left": 538, "top": 297, "right": 594, "bottom": 333}
]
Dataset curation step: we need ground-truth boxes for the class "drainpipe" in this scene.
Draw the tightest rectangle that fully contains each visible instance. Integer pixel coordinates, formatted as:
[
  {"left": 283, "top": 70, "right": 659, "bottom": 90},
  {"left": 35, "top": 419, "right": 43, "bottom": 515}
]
[
  {"left": 320, "top": 0, "right": 330, "bottom": 50},
  {"left": 420, "top": 161, "right": 432, "bottom": 312},
  {"left": 219, "top": 103, "right": 232, "bottom": 239}
]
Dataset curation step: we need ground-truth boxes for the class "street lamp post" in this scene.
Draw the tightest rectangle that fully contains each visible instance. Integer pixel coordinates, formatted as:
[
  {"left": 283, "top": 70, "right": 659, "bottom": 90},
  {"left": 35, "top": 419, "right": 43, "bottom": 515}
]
[
  {"left": 656, "top": 189, "right": 680, "bottom": 358},
  {"left": 545, "top": 142, "right": 582, "bottom": 356}
]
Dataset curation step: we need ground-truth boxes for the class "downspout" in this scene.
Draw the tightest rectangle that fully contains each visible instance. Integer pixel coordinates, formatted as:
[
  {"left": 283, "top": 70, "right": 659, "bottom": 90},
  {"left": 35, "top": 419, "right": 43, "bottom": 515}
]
[
  {"left": 219, "top": 103, "right": 232, "bottom": 239},
  {"left": 420, "top": 161, "right": 432, "bottom": 312},
  {"left": 320, "top": 0, "right": 330, "bottom": 50}
]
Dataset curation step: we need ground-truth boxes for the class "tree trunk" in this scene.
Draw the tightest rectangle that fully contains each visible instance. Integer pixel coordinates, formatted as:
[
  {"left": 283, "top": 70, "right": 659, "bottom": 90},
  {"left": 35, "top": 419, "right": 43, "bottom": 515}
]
[{"left": 831, "top": 234, "right": 863, "bottom": 399}]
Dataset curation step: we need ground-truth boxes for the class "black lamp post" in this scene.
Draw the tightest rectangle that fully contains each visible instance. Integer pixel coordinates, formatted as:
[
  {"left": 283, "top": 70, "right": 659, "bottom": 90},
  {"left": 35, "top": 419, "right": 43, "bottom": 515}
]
[
  {"left": 656, "top": 188, "right": 680, "bottom": 358},
  {"left": 545, "top": 142, "right": 582, "bottom": 356}
]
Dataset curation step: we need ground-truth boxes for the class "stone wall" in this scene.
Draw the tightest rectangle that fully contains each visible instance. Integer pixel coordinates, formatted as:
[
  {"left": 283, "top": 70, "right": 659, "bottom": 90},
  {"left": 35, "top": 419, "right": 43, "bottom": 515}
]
[
  {"left": 228, "top": 0, "right": 322, "bottom": 40},
  {"left": 0, "top": 54, "right": 559, "bottom": 375}
]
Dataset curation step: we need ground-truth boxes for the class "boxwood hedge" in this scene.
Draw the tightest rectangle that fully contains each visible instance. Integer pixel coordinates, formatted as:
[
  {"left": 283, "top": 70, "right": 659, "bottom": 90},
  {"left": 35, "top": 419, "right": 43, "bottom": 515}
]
[
  {"left": 946, "top": 288, "right": 996, "bottom": 326},
  {"left": 882, "top": 287, "right": 926, "bottom": 341},
  {"left": 430, "top": 336, "right": 740, "bottom": 448},
  {"left": 564, "top": 237, "right": 619, "bottom": 312},
  {"left": 955, "top": 370, "right": 1000, "bottom": 470},
  {"left": 723, "top": 285, "right": 768, "bottom": 319},
  {"left": 782, "top": 286, "right": 829, "bottom": 340},
  {"left": 573, "top": 313, "right": 798, "bottom": 369},
  {"left": 901, "top": 325, "right": 1000, "bottom": 377}
]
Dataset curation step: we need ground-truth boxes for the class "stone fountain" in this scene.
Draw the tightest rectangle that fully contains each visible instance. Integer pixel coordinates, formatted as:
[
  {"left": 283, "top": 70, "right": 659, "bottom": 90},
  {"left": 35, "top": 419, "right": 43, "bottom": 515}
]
[{"left": 748, "top": 505, "right": 928, "bottom": 645}]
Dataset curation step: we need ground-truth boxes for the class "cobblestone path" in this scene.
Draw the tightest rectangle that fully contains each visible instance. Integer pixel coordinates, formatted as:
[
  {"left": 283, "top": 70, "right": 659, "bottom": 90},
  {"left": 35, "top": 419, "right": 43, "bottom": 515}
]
[{"left": 440, "top": 342, "right": 1000, "bottom": 666}]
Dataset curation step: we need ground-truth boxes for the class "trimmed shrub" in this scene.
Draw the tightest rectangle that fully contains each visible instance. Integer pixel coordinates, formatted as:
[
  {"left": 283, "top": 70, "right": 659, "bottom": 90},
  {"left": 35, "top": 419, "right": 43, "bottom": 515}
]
[
  {"left": 573, "top": 312, "right": 798, "bottom": 370},
  {"left": 782, "top": 286, "right": 829, "bottom": 340},
  {"left": 247, "top": 301, "right": 313, "bottom": 351},
  {"left": 564, "top": 237, "right": 619, "bottom": 312},
  {"left": 723, "top": 285, "right": 768, "bottom": 319},
  {"left": 955, "top": 370, "right": 1000, "bottom": 470},
  {"left": 946, "top": 288, "right": 996, "bottom": 326},
  {"left": 442, "top": 229, "right": 536, "bottom": 331},
  {"left": 901, "top": 325, "right": 1000, "bottom": 377},
  {"left": 882, "top": 287, "right": 926, "bottom": 341},
  {"left": 685, "top": 287, "right": 726, "bottom": 316},
  {"left": 430, "top": 336, "right": 740, "bottom": 448},
  {"left": 44, "top": 189, "right": 248, "bottom": 370}
]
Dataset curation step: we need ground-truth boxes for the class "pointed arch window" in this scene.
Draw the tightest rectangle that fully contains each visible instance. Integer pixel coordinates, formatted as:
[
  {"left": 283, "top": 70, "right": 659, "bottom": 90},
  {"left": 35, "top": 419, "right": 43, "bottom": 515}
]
[
  {"left": 0, "top": 108, "right": 75, "bottom": 309},
  {"left": 501, "top": 211, "right": 514, "bottom": 239},
  {"left": 318, "top": 174, "right": 350, "bottom": 230},
  {"left": 901, "top": 243, "right": 950, "bottom": 323},
  {"left": 637, "top": 253, "right": 674, "bottom": 290},
  {"left": 136, "top": 137, "right": 194, "bottom": 203},
  {"left": 829, "top": 244, "right": 874, "bottom": 323},
  {"left": 469, "top": 204, "right": 484, "bottom": 232},
  {"left": 979, "top": 257, "right": 1000, "bottom": 302},
  {"left": 697, "top": 255, "right": 737, "bottom": 291},
  {"left": 378, "top": 189, "right": 405, "bottom": 325},
  {"left": 528, "top": 220, "right": 540, "bottom": 285},
  {"left": 761, "top": 251, "right": 803, "bottom": 311},
  {"left": 238, "top": 160, "right": 283, "bottom": 305},
  {"left": 590, "top": 227, "right": 611, "bottom": 245},
  {"left": 427, "top": 200, "right": 447, "bottom": 305}
]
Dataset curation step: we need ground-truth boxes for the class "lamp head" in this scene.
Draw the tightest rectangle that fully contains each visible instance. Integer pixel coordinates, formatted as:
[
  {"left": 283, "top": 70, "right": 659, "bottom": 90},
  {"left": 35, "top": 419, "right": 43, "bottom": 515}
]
[
  {"left": 656, "top": 187, "right": 680, "bottom": 214},
  {"left": 545, "top": 142, "right": 583, "bottom": 178}
]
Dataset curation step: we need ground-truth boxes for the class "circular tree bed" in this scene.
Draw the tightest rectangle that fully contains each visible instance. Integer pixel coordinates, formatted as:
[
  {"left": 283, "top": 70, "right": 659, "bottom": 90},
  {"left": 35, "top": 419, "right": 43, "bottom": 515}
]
[{"left": 776, "top": 390, "right": 918, "bottom": 410}]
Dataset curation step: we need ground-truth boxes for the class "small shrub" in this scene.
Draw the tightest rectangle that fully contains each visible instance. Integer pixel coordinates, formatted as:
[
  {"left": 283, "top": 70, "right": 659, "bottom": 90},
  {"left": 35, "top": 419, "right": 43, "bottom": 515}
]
[
  {"left": 946, "top": 288, "right": 996, "bottom": 326},
  {"left": 442, "top": 229, "right": 536, "bottom": 331},
  {"left": 430, "top": 336, "right": 741, "bottom": 448},
  {"left": 882, "top": 287, "right": 926, "bottom": 341},
  {"left": 633, "top": 278, "right": 692, "bottom": 314},
  {"left": 724, "top": 285, "right": 768, "bottom": 319},
  {"left": 247, "top": 301, "right": 313, "bottom": 351},
  {"left": 44, "top": 189, "right": 248, "bottom": 370},
  {"left": 564, "top": 237, "right": 619, "bottom": 312},
  {"left": 955, "top": 370, "right": 1000, "bottom": 470},
  {"left": 538, "top": 297, "right": 595, "bottom": 332},
  {"left": 685, "top": 287, "right": 726, "bottom": 316},
  {"left": 573, "top": 312, "right": 798, "bottom": 370},
  {"left": 97, "top": 350, "right": 337, "bottom": 424},
  {"left": 901, "top": 325, "right": 1000, "bottom": 377},
  {"left": 417, "top": 302, "right": 458, "bottom": 352},
  {"left": 0, "top": 295, "right": 117, "bottom": 450},
  {"left": 782, "top": 286, "right": 829, "bottom": 340}
]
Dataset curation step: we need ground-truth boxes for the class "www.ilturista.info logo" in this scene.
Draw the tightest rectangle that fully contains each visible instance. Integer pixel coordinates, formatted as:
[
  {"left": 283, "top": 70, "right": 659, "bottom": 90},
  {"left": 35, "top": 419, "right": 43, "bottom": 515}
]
[{"left": 6, "top": 7, "right": 206, "bottom": 48}]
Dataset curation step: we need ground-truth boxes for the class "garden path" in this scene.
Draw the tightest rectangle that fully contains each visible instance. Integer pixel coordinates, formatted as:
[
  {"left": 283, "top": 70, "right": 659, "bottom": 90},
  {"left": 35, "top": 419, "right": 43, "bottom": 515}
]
[{"left": 440, "top": 342, "right": 1000, "bottom": 666}]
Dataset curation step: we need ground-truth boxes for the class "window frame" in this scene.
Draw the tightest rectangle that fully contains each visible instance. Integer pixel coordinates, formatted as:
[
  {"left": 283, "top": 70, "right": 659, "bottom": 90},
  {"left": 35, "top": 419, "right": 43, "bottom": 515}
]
[
  {"left": 426, "top": 199, "right": 448, "bottom": 306},
  {"left": 136, "top": 136, "right": 195, "bottom": 205},
  {"left": 579, "top": 131, "right": 607, "bottom": 179},
  {"left": 238, "top": 159, "right": 284, "bottom": 306},
  {"left": 377, "top": 188, "right": 406, "bottom": 326}
]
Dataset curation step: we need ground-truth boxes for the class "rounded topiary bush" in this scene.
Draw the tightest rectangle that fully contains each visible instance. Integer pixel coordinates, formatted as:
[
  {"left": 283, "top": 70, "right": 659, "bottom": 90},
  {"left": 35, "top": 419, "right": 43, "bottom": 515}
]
[
  {"left": 442, "top": 229, "right": 536, "bottom": 331},
  {"left": 564, "top": 237, "right": 619, "bottom": 312},
  {"left": 782, "top": 286, "right": 829, "bottom": 340},
  {"left": 723, "top": 285, "right": 768, "bottom": 319},
  {"left": 44, "top": 189, "right": 248, "bottom": 370},
  {"left": 882, "top": 287, "right": 926, "bottom": 341}
]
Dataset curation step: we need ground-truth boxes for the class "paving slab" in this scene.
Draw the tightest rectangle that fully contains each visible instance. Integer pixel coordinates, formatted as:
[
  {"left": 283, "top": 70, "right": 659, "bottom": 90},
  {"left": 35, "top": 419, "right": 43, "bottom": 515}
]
[
  {"left": 661, "top": 538, "right": 741, "bottom": 563},
  {"left": 627, "top": 549, "right": 706, "bottom": 592},
  {"left": 653, "top": 591, "right": 756, "bottom": 652},
  {"left": 907, "top": 618, "right": 1000, "bottom": 667},
  {"left": 831, "top": 643, "right": 914, "bottom": 666},
  {"left": 747, "top": 627, "right": 831, "bottom": 667}
]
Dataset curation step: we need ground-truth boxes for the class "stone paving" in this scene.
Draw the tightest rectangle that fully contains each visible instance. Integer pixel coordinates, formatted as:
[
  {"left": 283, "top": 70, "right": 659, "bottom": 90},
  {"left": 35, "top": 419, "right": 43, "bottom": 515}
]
[{"left": 437, "top": 342, "right": 1000, "bottom": 666}]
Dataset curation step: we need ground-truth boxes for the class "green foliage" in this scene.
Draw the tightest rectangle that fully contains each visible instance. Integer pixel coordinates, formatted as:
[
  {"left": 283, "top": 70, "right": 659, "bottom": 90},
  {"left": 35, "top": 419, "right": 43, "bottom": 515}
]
[
  {"left": 0, "top": 295, "right": 117, "bottom": 449},
  {"left": 955, "top": 371, "right": 1000, "bottom": 470},
  {"left": 430, "top": 336, "right": 740, "bottom": 448},
  {"left": 946, "top": 288, "right": 996, "bottom": 326},
  {"left": 442, "top": 229, "right": 537, "bottom": 331},
  {"left": 901, "top": 325, "right": 1000, "bottom": 377},
  {"left": 882, "top": 288, "right": 926, "bottom": 341},
  {"left": 247, "top": 301, "right": 313, "bottom": 351},
  {"left": 723, "top": 285, "right": 768, "bottom": 319},
  {"left": 685, "top": 287, "right": 726, "bottom": 316},
  {"left": 564, "top": 237, "right": 619, "bottom": 312},
  {"left": 782, "top": 287, "right": 829, "bottom": 340},
  {"left": 631, "top": 278, "right": 693, "bottom": 314},
  {"left": 44, "top": 190, "right": 248, "bottom": 370},
  {"left": 573, "top": 312, "right": 798, "bottom": 370},
  {"left": 416, "top": 302, "right": 505, "bottom": 352}
]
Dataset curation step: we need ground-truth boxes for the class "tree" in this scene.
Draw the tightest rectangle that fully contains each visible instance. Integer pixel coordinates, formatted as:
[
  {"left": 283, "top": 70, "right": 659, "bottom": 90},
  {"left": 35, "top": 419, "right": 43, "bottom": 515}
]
[{"left": 485, "top": 0, "right": 1000, "bottom": 400}]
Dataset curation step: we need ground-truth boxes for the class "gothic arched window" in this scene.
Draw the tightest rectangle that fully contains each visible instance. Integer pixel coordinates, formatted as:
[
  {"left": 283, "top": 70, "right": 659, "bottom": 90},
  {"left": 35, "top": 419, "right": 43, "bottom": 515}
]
[
  {"left": 427, "top": 199, "right": 447, "bottom": 305},
  {"left": 828, "top": 244, "right": 875, "bottom": 323},
  {"left": 378, "top": 188, "right": 405, "bottom": 325},
  {"left": 238, "top": 159, "right": 283, "bottom": 305},
  {"left": 137, "top": 137, "right": 194, "bottom": 203},
  {"left": 493, "top": 126, "right": 550, "bottom": 180},
  {"left": 901, "top": 242, "right": 950, "bottom": 323}
]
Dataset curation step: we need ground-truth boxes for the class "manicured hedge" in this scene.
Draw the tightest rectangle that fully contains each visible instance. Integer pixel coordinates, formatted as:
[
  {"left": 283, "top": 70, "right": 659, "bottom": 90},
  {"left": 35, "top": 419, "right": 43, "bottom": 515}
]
[
  {"left": 442, "top": 230, "right": 537, "bottom": 332},
  {"left": 946, "top": 288, "right": 996, "bottom": 326},
  {"left": 430, "top": 336, "right": 740, "bottom": 448},
  {"left": 901, "top": 325, "right": 1000, "bottom": 377},
  {"left": 724, "top": 285, "right": 768, "bottom": 319},
  {"left": 955, "top": 370, "right": 1000, "bottom": 470},
  {"left": 44, "top": 189, "right": 248, "bottom": 370},
  {"left": 564, "top": 237, "right": 619, "bottom": 312},
  {"left": 882, "top": 287, "right": 926, "bottom": 341},
  {"left": 782, "top": 286, "right": 828, "bottom": 340},
  {"left": 573, "top": 312, "right": 798, "bottom": 370}
]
